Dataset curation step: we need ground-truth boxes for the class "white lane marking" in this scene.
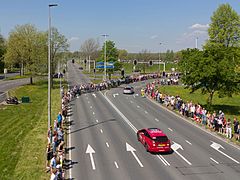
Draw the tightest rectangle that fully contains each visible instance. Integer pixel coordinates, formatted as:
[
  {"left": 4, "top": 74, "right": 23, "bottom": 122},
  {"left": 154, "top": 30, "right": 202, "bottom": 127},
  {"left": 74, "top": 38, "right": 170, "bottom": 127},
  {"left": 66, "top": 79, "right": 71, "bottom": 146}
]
[
  {"left": 210, "top": 141, "right": 240, "bottom": 164},
  {"left": 92, "top": 93, "right": 96, "bottom": 98},
  {"left": 103, "top": 92, "right": 171, "bottom": 166},
  {"left": 114, "top": 161, "right": 119, "bottom": 169},
  {"left": 113, "top": 93, "right": 119, "bottom": 98},
  {"left": 85, "top": 94, "right": 87, "bottom": 96},
  {"left": 100, "top": 129, "right": 103, "bottom": 133},
  {"left": 155, "top": 118, "right": 159, "bottom": 122},
  {"left": 90, "top": 106, "right": 92, "bottom": 109},
  {"left": 130, "top": 100, "right": 133, "bottom": 103},
  {"left": 106, "top": 142, "right": 109, "bottom": 148},
  {"left": 88, "top": 101, "right": 90, "bottom": 103},
  {"left": 210, "top": 157, "right": 219, "bottom": 164},
  {"left": 172, "top": 141, "right": 192, "bottom": 165},
  {"left": 185, "top": 140, "right": 192, "bottom": 145},
  {"left": 86, "top": 144, "right": 96, "bottom": 170},
  {"left": 157, "top": 155, "right": 170, "bottom": 166},
  {"left": 144, "top": 111, "right": 148, "bottom": 114},
  {"left": 168, "top": 128, "right": 173, "bottom": 132},
  {"left": 137, "top": 105, "right": 140, "bottom": 108},
  {"left": 126, "top": 143, "right": 144, "bottom": 167},
  {"left": 93, "top": 112, "right": 95, "bottom": 115},
  {"left": 96, "top": 119, "right": 99, "bottom": 123},
  {"left": 148, "top": 97, "right": 240, "bottom": 151},
  {"left": 103, "top": 92, "right": 138, "bottom": 132},
  {"left": 68, "top": 104, "right": 72, "bottom": 179}
]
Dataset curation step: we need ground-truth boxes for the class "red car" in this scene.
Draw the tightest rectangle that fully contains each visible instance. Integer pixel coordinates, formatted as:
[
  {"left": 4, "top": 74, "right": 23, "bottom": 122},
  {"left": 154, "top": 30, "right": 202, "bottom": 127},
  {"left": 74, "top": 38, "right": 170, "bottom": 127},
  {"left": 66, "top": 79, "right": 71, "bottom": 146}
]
[{"left": 137, "top": 128, "right": 171, "bottom": 153}]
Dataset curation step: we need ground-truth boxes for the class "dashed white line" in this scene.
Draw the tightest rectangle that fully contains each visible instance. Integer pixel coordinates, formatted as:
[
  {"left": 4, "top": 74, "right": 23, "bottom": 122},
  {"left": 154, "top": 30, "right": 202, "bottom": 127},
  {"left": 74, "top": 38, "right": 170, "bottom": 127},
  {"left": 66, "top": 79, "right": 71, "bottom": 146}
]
[
  {"left": 210, "top": 157, "right": 219, "bottom": 164},
  {"left": 88, "top": 101, "right": 90, "bottom": 103},
  {"left": 168, "top": 128, "right": 173, "bottom": 132},
  {"left": 90, "top": 106, "right": 92, "bottom": 109},
  {"left": 130, "top": 101, "right": 133, "bottom": 103},
  {"left": 137, "top": 105, "right": 140, "bottom": 108},
  {"left": 106, "top": 142, "right": 109, "bottom": 148},
  {"left": 144, "top": 111, "right": 148, "bottom": 114},
  {"left": 114, "top": 161, "right": 119, "bottom": 169},
  {"left": 96, "top": 119, "right": 99, "bottom": 123},
  {"left": 155, "top": 118, "right": 159, "bottom": 122},
  {"left": 185, "top": 140, "right": 192, "bottom": 145},
  {"left": 157, "top": 155, "right": 170, "bottom": 166},
  {"left": 93, "top": 112, "right": 95, "bottom": 115},
  {"left": 100, "top": 129, "right": 103, "bottom": 133}
]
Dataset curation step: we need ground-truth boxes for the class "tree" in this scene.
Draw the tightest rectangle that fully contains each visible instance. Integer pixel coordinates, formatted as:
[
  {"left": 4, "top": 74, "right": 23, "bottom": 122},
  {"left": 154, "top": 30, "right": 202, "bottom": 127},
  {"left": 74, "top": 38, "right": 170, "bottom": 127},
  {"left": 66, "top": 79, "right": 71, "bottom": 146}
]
[
  {"left": 80, "top": 38, "right": 100, "bottom": 60},
  {"left": 50, "top": 27, "right": 69, "bottom": 74},
  {"left": 118, "top": 49, "right": 128, "bottom": 60},
  {"left": 137, "top": 49, "right": 151, "bottom": 74},
  {"left": 0, "top": 33, "right": 6, "bottom": 72},
  {"left": 179, "top": 4, "right": 240, "bottom": 106},
  {"left": 4, "top": 24, "right": 47, "bottom": 78},
  {"left": 206, "top": 3, "right": 240, "bottom": 48},
  {"left": 99, "top": 40, "right": 120, "bottom": 78}
]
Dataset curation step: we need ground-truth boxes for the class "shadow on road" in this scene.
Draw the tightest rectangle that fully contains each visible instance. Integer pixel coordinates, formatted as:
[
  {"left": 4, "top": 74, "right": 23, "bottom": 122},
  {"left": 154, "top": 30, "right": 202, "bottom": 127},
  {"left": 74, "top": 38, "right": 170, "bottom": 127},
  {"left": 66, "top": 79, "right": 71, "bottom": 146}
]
[{"left": 69, "top": 119, "right": 117, "bottom": 134}]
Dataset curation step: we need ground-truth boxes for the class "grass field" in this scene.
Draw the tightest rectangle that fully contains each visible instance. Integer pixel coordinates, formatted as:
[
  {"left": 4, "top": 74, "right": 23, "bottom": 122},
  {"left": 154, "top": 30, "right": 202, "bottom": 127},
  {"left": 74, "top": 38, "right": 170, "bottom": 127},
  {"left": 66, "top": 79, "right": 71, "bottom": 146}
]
[
  {"left": 0, "top": 80, "right": 61, "bottom": 180},
  {"left": 159, "top": 85, "right": 240, "bottom": 121}
]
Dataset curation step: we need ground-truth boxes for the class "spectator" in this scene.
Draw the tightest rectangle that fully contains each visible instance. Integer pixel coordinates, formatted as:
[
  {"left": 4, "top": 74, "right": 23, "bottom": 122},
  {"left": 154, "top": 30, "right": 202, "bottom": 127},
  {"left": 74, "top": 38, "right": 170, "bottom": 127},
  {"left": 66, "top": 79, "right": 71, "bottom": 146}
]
[
  {"left": 57, "top": 112, "right": 63, "bottom": 128},
  {"left": 233, "top": 117, "right": 239, "bottom": 140},
  {"left": 237, "top": 123, "right": 240, "bottom": 141},
  {"left": 46, "top": 143, "right": 52, "bottom": 172},
  {"left": 50, "top": 168, "right": 57, "bottom": 180},
  {"left": 226, "top": 118, "right": 232, "bottom": 139},
  {"left": 50, "top": 153, "right": 57, "bottom": 173}
]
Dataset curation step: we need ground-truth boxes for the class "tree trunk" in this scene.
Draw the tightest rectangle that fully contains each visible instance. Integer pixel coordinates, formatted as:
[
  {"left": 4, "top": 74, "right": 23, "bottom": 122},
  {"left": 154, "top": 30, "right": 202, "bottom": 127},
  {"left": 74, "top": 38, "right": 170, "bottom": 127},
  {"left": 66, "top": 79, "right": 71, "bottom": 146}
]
[
  {"left": 208, "top": 90, "right": 214, "bottom": 106},
  {"left": 30, "top": 76, "right": 33, "bottom": 84}
]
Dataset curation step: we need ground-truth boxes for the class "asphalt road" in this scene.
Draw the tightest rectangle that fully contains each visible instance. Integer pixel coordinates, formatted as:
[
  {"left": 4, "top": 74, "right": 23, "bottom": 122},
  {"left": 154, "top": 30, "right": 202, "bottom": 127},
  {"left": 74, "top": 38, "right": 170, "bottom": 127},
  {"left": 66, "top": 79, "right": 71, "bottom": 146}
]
[
  {"left": 0, "top": 78, "right": 31, "bottom": 102},
  {"left": 66, "top": 62, "right": 240, "bottom": 180}
]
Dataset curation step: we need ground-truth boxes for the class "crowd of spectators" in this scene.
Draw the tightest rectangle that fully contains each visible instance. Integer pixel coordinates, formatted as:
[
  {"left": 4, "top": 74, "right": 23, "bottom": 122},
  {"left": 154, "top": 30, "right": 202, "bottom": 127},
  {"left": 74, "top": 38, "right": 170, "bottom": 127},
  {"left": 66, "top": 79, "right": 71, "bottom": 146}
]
[
  {"left": 144, "top": 80, "right": 240, "bottom": 141},
  {"left": 46, "top": 91, "right": 71, "bottom": 179}
]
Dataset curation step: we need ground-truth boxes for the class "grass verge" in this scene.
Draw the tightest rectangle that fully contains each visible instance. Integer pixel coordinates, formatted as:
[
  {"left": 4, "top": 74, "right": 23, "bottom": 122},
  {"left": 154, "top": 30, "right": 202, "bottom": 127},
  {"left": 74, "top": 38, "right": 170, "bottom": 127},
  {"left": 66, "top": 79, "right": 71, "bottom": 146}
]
[{"left": 0, "top": 80, "right": 62, "bottom": 180}]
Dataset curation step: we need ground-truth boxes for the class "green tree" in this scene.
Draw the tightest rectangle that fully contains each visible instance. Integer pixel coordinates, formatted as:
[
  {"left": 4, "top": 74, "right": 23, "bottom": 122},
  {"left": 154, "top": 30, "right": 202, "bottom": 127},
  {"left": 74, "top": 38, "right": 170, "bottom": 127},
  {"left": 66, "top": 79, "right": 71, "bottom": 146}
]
[
  {"left": 179, "top": 3, "right": 240, "bottom": 106},
  {"left": 137, "top": 49, "right": 151, "bottom": 74},
  {"left": 0, "top": 33, "right": 6, "bottom": 72},
  {"left": 4, "top": 24, "right": 47, "bottom": 78},
  {"left": 99, "top": 40, "right": 120, "bottom": 78},
  {"left": 206, "top": 3, "right": 240, "bottom": 48},
  {"left": 51, "top": 27, "right": 69, "bottom": 74},
  {"left": 118, "top": 49, "right": 128, "bottom": 60}
]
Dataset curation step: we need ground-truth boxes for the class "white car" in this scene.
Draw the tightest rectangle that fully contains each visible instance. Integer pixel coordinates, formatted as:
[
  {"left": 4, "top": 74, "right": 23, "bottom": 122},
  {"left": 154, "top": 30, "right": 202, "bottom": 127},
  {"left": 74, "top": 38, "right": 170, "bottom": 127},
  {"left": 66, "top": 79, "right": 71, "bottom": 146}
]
[{"left": 123, "top": 86, "right": 134, "bottom": 94}]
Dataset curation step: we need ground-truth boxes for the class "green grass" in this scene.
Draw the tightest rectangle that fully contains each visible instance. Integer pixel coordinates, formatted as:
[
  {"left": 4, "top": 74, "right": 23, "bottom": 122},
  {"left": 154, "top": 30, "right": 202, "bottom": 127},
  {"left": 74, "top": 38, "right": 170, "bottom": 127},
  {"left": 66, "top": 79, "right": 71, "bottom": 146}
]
[
  {"left": 159, "top": 85, "right": 240, "bottom": 120},
  {"left": 0, "top": 80, "right": 62, "bottom": 180}
]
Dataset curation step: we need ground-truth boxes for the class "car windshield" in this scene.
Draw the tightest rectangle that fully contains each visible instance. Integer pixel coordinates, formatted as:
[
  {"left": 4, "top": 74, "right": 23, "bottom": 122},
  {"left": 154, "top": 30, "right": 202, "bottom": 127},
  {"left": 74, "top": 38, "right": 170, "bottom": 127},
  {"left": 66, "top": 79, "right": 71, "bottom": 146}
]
[
  {"left": 125, "top": 87, "right": 132, "bottom": 90},
  {"left": 152, "top": 136, "right": 168, "bottom": 142}
]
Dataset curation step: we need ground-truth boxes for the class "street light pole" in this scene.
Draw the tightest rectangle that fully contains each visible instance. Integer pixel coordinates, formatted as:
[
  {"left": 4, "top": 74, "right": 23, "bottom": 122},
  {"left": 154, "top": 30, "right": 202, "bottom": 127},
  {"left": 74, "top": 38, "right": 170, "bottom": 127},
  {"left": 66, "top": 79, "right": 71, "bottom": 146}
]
[
  {"left": 48, "top": 4, "right": 58, "bottom": 129},
  {"left": 158, "top": 43, "right": 162, "bottom": 74},
  {"left": 101, "top": 34, "right": 109, "bottom": 80}
]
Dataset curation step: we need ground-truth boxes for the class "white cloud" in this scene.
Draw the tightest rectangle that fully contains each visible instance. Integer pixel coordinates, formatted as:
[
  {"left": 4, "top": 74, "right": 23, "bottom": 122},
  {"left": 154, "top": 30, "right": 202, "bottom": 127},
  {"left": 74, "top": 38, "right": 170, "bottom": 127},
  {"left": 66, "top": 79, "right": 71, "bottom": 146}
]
[
  {"left": 176, "top": 23, "right": 209, "bottom": 49},
  {"left": 150, "top": 35, "right": 158, "bottom": 39},
  {"left": 68, "top": 36, "right": 80, "bottom": 42},
  {"left": 189, "top": 23, "right": 209, "bottom": 31}
]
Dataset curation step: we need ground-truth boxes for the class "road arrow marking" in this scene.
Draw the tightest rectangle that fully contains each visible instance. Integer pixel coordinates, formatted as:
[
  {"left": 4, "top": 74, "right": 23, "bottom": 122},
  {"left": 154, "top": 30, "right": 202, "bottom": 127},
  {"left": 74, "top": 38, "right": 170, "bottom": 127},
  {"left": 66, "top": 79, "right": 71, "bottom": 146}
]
[
  {"left": 172, "top": 141, "right": 192, "bottom": 165},
  {"left": 126, "top": 143, "right": 144, "bottom": 167},
  {"left": 113, "top": 93, "right": 119, "bottom": 98},
  {"left": 210, "top": 141, "right": 239, "bottom": 164},
  {"left": 92, "top": 93, "right": 96, "bottom": 98},
  {"left": 86, "top": 144, "right": 96, "bottom": 170}
]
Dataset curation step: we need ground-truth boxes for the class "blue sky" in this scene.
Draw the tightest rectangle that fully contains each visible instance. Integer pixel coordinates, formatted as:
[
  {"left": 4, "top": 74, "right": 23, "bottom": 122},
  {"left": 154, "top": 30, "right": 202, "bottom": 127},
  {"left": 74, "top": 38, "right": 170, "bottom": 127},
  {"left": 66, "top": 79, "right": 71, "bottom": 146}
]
[{"left": 0, "top": 0, "right": 240, "bottom": 53}]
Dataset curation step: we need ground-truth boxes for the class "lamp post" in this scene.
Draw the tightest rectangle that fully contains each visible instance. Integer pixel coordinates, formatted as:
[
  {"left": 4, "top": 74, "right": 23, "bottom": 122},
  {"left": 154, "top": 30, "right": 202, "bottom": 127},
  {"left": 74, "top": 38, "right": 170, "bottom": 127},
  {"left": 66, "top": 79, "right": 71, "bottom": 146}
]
[
  {"left": 158, "top": 43, "right": 162, "bottom": 74},
  {"left": 48, "top": 4, "right": 58, "bottom": 129},
  {"left": 101, "top": 34, "right": 109, "bottom": 80}
]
